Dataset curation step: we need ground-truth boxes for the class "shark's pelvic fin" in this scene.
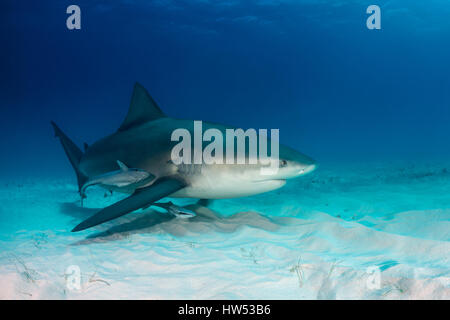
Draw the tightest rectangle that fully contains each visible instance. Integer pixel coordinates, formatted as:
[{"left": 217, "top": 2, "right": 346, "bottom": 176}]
[
  {"left": 118, "top": 82, "right": 166, "bottom": 132},
  {"left": 51, "top": 121, "right": 88, "bottom": 193},
  {"left": 197, "top": 199, "right": 214, "bottom": 207},
  {"left": 71, "top": 178, "right": 186, "bottom": 232},
  {"left": 117, "top": 160, "right": 128, "bottom": 172}
]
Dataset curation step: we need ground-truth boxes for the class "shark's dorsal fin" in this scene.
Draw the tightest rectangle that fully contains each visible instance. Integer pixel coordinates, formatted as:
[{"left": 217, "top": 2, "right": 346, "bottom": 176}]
[
  {"left": 117, "top": 160, "right": 129, "bottom": 172},
  {"left": 118, "top": 82, "right": 165, "bottom": 132}
]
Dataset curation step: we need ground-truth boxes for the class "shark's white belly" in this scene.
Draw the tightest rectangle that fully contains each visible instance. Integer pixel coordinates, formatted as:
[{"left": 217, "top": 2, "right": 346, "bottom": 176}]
[{"left": 171, "top": 176, "right": 286, "bottom": 199}]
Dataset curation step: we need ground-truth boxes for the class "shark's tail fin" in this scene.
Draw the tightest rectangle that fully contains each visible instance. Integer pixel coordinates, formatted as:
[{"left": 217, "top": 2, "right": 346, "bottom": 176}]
[{"left": 51, "top": 121, "right": 88, "bottom": 193}]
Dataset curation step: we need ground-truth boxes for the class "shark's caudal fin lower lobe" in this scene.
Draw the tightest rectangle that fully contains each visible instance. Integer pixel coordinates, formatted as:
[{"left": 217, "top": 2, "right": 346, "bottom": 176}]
[{"left": 51, "top": 121, "right": 88, "bottom": 193}]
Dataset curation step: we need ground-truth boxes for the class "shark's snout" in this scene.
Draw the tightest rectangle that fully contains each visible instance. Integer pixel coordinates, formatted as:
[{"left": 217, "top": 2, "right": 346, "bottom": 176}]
[
  {"left": 298, "top": 163, "right": 316, "bottom": 175},
  {"left": 276, "top": 149, "right": 317, "bottom": 180}
]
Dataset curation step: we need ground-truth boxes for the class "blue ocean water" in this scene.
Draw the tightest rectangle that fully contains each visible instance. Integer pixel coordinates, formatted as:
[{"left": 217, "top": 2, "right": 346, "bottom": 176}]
[
  {"left": 0, "top": 1, "right": 449, "bottom": 299},
  {"left": 2, "top": 0, "right": 450, "bottom": 179}
]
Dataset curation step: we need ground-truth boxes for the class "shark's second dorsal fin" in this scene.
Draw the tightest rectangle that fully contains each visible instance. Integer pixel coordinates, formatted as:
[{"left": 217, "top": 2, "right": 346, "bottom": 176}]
[
  {"left": 117, "top": 160, "right": 129, "bottom": 172},
  {"left": 118, "top": 82, "right": 165, "bottom": 132}
]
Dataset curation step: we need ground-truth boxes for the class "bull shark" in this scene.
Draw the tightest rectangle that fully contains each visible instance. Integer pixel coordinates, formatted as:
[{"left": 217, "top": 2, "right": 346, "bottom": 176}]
[{"left": 52, "top": 83, "right": 316, "bottom": 232}]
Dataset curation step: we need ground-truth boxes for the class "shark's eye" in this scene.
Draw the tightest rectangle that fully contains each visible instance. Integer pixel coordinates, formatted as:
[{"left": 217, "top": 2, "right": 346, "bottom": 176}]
[{"left": 280, "top": 160, "right": 287, "bottom": 167}]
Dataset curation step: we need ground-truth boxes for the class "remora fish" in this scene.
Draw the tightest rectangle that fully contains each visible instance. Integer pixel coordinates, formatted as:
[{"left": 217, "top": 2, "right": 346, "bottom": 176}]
[
  {"left": 80, "top": 160, "right": 154, "bottom": 199},
  {"left": 152, "top": 201, "right": 196, "bottom": 219}
]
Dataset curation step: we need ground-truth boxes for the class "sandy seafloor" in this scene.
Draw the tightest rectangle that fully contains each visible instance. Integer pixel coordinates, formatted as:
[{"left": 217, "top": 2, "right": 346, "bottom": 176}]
[{"left": 0, "top": 161, "right": 449, "bottom": 299}]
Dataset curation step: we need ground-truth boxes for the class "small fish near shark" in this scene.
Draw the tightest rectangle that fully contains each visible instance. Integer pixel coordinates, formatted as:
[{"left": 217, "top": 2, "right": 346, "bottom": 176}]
[
  {"left": 152, "top": 201, "right": 196, "bottom": 219},
  {"left": 52, "top": 82, "right": 316, "bottom": 232},
  {"left": 80, "top": 160, "right": 155, "bottom": 205}
]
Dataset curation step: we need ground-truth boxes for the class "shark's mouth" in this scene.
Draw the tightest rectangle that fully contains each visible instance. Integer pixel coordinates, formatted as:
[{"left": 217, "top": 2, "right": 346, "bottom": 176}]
[{"left": 253, "top": 178, "right": 286, "bottom": 184}]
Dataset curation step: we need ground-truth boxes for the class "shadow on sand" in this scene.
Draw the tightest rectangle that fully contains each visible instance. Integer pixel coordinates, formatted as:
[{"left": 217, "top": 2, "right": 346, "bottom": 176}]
[{"left": 59, "top": 202, "right": 281, "bottom": 246}]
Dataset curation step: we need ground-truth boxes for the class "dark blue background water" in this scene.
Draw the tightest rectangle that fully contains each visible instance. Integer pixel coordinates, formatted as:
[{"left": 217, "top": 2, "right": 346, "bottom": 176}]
[{"left": 2, "top": 0, "right": 450, "bottom": 179}]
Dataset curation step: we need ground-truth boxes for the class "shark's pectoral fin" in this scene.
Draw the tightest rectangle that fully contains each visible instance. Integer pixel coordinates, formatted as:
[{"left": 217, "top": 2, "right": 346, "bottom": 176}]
[{"left": 71, "top": 178, "right": 186, "bottom": 232}]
